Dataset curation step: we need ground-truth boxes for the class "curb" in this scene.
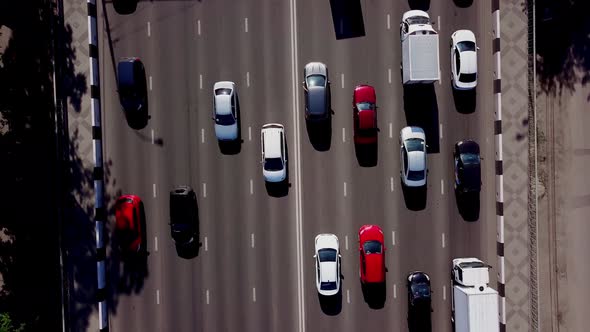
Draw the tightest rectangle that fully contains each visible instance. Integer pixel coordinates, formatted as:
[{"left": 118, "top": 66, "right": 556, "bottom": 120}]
[
  {"left": 86, "top": 0, "right": 108, "bottom": 331},
  {"left": 492, "top": 0, "right": 506, "bottom": 331}
]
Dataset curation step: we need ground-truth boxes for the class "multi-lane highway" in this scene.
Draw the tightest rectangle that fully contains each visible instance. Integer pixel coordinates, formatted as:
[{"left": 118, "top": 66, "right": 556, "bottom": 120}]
[{"left": 98, "top": 0, "right": 496, "bottom": 331}]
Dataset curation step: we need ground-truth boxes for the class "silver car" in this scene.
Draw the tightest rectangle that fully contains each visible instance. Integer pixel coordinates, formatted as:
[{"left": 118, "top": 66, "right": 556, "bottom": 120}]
[
  {"left": 213, "top": 81, "right": 239, "bottom": 141},
  {"left": 302, "top": 62, "right": 331, "bottom": 122},
  {"left": 400, "top": 126, "right": 427, "bottom": 187}
]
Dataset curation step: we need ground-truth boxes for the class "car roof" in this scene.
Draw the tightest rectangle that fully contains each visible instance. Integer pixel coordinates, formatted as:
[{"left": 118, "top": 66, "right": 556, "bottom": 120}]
[
  {"left": 115, "top": 198, "right": 136, "bottom": 231},
  {"left": 319, "top": 261, "right": 338, "bottom": 283},
  {"left": 408, "top": 151, "right": 426, "bottom": 171},
  {"left": 117, "top": 59, "right": 138, "bottom": 87},
  {"left": 262, "top": 124, "right": 283, "bottom": 158},
  {"left": 459, "top": 50, "right": 477, "bottom": 74},
  {"left": 358, "top": 110, "right": 376, "bottom": 129},
  {"left": 364, "top": 254, "right": 385, "bottom": 283},
  {"left": 307, "top": 87, "right": 327, "bottom": 115},
  {"left": 215, "top": 94, "right": 232, "bottom": 115},
  {"left": 354, "top": 85, "right": 376, "bottom": 104},
  {"left": 304, "top": 62, "right": 327, "bottom": 77},
  {"left": 459, "top": 163, "right": 481, "bottom": 189}
]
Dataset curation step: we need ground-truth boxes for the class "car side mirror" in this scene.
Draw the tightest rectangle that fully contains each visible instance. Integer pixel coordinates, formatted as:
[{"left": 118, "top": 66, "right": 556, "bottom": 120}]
[
  {"left": 211, "top": 117, "right": 215, "bottom": 121},
  {"left": 313, "top": 254, "right": 317, "bottom": 258},
  {"left": 480, "top": 157, "right": 485, "bottom": 160},
  {"left": 477, "top": 46, "right": 480, "bottom": 50}
]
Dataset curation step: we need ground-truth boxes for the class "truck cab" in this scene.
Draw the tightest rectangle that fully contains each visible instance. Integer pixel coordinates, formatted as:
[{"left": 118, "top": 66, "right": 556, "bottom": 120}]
[{"left": 452, "top": 257, "right": 490, "bottom": 287}]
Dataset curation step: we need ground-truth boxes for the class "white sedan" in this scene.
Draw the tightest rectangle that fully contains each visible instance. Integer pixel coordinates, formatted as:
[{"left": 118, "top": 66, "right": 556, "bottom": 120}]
[
  {"left": 450, "top": 30, "right": 478, "bottom": 90},
  {"left": 400, "top": 126, "right": 427, "bottom": 187},
  {"left": 314, "top": 234, "right": 341, "bottom": 296},
  {"left": 213, "top": 81, "right": 239, "bottom": 141}
]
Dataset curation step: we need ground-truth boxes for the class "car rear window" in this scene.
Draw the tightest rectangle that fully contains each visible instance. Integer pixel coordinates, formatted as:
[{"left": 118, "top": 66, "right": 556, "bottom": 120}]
[
  {"left": 408, "top": 170, "right": 425, "bottom": 181},
  {"left": 264, "top": 157, "right": 283, "bottom": 172},
  {"left": 320, "top": 281, "right": 337, "bottom": 291},
  {"left": 215, "top": 113, "right": 235, "bottom": 126},
  {"left": 459, "top": 73, "right": 476, "bottom": 83}
]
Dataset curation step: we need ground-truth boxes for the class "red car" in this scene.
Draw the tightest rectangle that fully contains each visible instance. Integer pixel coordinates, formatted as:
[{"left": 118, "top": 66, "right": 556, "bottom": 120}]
[
  {"left": 115, "top": 195, "right": 143, "bottom": 253},
  {"left": 358, "top": 224, "right": 386, "bottom": 284},
  {"left": 353, "top": 85, "right": 378, "bottom": 145}
]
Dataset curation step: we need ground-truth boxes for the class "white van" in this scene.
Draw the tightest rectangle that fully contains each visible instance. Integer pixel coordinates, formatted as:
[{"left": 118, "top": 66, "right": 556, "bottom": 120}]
[{"left": 261, "top": 124, "right": 287, "bottom": 183}]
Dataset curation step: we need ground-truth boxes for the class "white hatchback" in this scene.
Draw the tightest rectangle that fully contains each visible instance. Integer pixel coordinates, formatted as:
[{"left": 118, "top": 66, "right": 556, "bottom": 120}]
[
  {"left": 314, "top": 234, "right": 341, "bottom": 296},
  {"left": 400, "top": 126, "right": 427, "bottom": 187},
  {"left": 261, "top": 124, "right": 287, "bottom": 183},
  {"left": 213, "top": 81, "right": 239, "bottom": 141},
  {"left": 450, "top": 30, "right": 478, "bottom": 90}
]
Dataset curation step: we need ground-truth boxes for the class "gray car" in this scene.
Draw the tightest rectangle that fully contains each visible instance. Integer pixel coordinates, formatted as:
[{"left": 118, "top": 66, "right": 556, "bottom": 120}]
[{"left": 302, "top": 62, "right": 331, "bottom": 122}]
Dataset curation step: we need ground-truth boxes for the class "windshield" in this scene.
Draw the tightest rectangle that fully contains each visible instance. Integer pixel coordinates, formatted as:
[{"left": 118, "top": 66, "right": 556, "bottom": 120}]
[
  {"left": 461, "top": 153, "right": 480, "bottom": 165},
  {"left": 457, "top": 41, "right": 476, "bottom": 52},
  {"left": 407, "top": 16, "right": 430, "bottom": 25},
  {"left": 459, "top": 73, "right": 476, "bottom": 83},
  {"left": 411, "top": 283, "right": 431, "bottom": 299},
  {"left": 408, "top": 170, "right": 425, "bottom": 181},
  {"left": 215, "top": 113, "right": 235, "bottom": 126},
  {"left": 306, "top": 75, "right": 326, "bottom": 87},
  {"left": 356, "top": 102, "right": 375, "bottom": 111},
  {"left": 405, "top": 138, "right": 425, "bottom": 152},
  {"left": 264, "top": 157, "right": 283, "bottom": 172},
  {"left": 318, "top": 248, "right": 337, "bottom": 262},
  {"left": 363, "top": 240, "right": 382, "bottom": 254},
  {"left": 320, "top": 281, "right": 337, "bottom": 291}
]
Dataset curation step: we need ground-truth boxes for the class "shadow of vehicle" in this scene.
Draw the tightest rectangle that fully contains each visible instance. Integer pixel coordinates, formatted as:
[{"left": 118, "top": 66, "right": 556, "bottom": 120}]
[
  {"left": 408, "top": 0, "right": 431, "bottom": 11},
  {"left": 354, "top": 142, "right": 378, "bottom": 167},
  {"left": 453, "top": 0, "right": 473, "bottom": 8},
  {"left": 218, "top": 94, "right": 243, "bottom": 155},
  {"left": 402, "top": 84, "right": 440, "bottom": 153},
  {"left": 328, "top": 0, "right": 365, "bottom": 39},
  {"left": 305, "top": 118, "right": 332, "bottom": 152},
  {"left": 265, "top": 178, "right": 290, "bottom": 198},
  {"left": 318, "top": 288, "right": 343, "bottom": 316},
  {"left": 125, "top": 106, "right": 149, "bottom": 131},
  {"left": 112, "top": 0, "right": 138, "bottom": 15},
  {"left": 454, "top": 190, "right": 480, "bottom": 222},
  {"left": 452, "top": 88, "right": 477, "bottom": 114},
  {"left": 401, "top": 181, "right": 427, "bottom": 211},
  {"left": 361, "top": 282, "right": 387, "bottom": 309}
]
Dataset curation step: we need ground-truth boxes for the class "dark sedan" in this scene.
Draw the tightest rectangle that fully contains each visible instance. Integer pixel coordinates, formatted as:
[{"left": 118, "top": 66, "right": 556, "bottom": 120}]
[
  {"left": 453, "top": 140, "right": 481, "bottom": 193},
  {"left": 407, "top": 271, "right": 432, "bottom": 331}
]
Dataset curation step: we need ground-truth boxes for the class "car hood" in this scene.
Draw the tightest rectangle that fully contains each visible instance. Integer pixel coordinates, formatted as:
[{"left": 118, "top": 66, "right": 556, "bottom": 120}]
[
  {"left": 354, "top": 86, "right": 376, "bottom": 104},
  {"left": 365, "top": 254, "right": 385, "bottom": 283},
  {"left": 215, "top": 123, "right": 238, "bottom": 140},
  {"left": 263, "top": 168, "right": 286, "bottom": 183},
  {"left": 358, "top": 110, "right": 376, "bottom": 129}
]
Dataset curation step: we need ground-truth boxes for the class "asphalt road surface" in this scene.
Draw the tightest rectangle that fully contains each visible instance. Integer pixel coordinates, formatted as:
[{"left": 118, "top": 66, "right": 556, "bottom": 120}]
[{"left": 98, "top": 0, "right": 496, "bottom": 331}]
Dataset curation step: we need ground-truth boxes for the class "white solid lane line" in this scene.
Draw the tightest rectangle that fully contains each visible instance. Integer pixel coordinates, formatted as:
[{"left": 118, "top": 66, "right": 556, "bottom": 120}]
[
  {"left": 442, "top": 232, "right": 446, "bottom": 248},
  {"left": 156, "top": 289, "right": 160, "bottom": 304},
  {"left": 342, "top": 127, "right": 346, "bottom": 142},
  {"left": 206, "top": 289, "right": 210, "bottom": 304},
  {"left": 149, "top": 76, "right": 152, "bottom": 91},
  {"left": 392, "top": 231, "right": 396, "bottom": 245},
  {"left": 250, "top": 179, "right": 254, "bottom": 195},
  {"left": 343, "top": 182, "right": 347, "bottom": 197},
  {"left": 201, "top": 128, "right": 205, "bottom": 143},
  {"left": 244, "top": 17, "right": 248, "bottom": 32},
  {"left": 151, "top": 129, "right": 154, "bottom": 144},
  {"left": 203, "top": 182, "right": 207, "bottom": 198},
  {"left": 345, "top": 235, "right": 349, "bottom": 250},
  {"left": 154, "top": 236, "right": 158, "bottom": 252},
  {"left": 441, "top": 179, "right": 445, "bottom": 195},
  {"left": 387, "top": 14, "right": 390, "bottom": 30},
  {"left": 147, "top": 21, "right": 151, "bottom": 37},
  {"left": 251, "top": 233, "right": 255, "bottom": 248},
  {"left": 199, "top": 74, "right": 203, "bottom": 90},
  {"left": 247, "top": 72, "right": 250, "bottom": 87},
  {"left": 341, "top": 73, "right": 345, "bottom": 89},
  {"left": 153, "top": 183, "right": 156, "bottom": 198},
  {"left": 204, "top": 236, "right": 208, "bottom": 251}
]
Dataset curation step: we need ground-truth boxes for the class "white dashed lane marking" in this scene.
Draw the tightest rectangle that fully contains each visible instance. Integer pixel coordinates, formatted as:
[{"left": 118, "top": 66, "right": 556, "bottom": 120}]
[
  {"left": 392, "top": 231, "right": 396, "bottom": 245},
  {"left": 252, "top": 287, "right": 256, "bottom": 302},
  {"left": 342, "top": 127, "right": 346, "bottom": 143},
  {"left": 347, "top": 289, "right": 350, "bottom": 303},
  {"left": 341, "top": 73, "right": 345, "bottom": 89},
  {"left": 197, "top": 19, "right": 201, "bottom": 36},
  {"left": 388, "top": 68, "right": 392, "bottom": 84},
  {"left": 153, "top": 183, "right": 156, "bottom": 198},
  {"left": 147, "top": 21, "right": 151, "bottom": 37},
  {"left": 442, "top": 232, "right": 446, "bottom": 248},
  {"left": 151, "top": 129, "right": 154, "bottom": 144},
  {"left": 387, "top": 14, "right": 391, "bottom": 30},
  {"left": 156, "top": 289, "right": 160, "bottom": 304},
  {"left": 441, "top": 179, "right": 445, "bottom": 195},
  {"left": 345, "top": 235, "right": 349, "bottom": 250},
  {"left": 343, "top": 182, "right": 347, "bottom": 197},
  {"left": 393, "top": 284, "right": 397, "bottom": 299},
  {"left": 203, "top": 183, "right": 207, "bottom": 198},
  {"left": 154, "top": 236, "right": 158, "bottom": 252},
  {"left": 443, "top": 285, "right": 447, "bottom": 300},
  {"left": 246, "top": 72, "right": 250, "bottom": 87},
  {"left": 204, "top": 236, "right": 208, "bottom": 251},
  {"left": 389, "top": 122, "right": 393, "bottom": 138},
  {"left": 206, "top": 289, "right": 210, "bottom": 304},
  {"left": 250, "top": 179, "right": 254, "bottom": 195},
  {"left": 201, "top": 128, "right": 205, "bottom": 143},
  {"left": 199, "top": 74, "right": 203, "bottom": 90},
  {"left": 248, "top": 126, "right": 252, "bottom": 141},
  {"left": 245, "top": 17, "right": 249, "bottom": 32},
  {"left": 390, "top": 177, "right": 394, "bottom": 192},
  {"left": 439, "top": 123, "right": 443, "bottom": 140},
  {"left": 251, "top": 233, "right": 255, "bottom": 248},
  {"left": 149, "top": 76, "right": 152, "bottom": 91}
]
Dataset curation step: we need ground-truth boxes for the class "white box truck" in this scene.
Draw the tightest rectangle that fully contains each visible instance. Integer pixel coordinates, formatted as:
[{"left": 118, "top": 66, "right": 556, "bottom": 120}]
[
  {"left": 400, "top": 10, "right": 440, "bottom": 84},
  {"left": 451, "top": 258, "right": 499, "bottom": 332}
]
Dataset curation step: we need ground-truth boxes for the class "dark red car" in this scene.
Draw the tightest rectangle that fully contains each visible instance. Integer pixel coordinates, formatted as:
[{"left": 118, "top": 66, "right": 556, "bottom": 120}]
[
  {"left": 358, "top": 224, "right": 386, "bottom": 284},
  {"left": 353, "top": 85, "right": 378, "bottom": 145},
  {"left": 115, "top": 195, "right": 143, "bottom": 253}
]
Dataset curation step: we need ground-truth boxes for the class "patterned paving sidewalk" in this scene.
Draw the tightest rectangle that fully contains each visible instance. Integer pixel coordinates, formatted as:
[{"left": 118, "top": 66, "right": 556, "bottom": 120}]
[{"left": 500, "top": 0, "right": 535, "bottom": 331}]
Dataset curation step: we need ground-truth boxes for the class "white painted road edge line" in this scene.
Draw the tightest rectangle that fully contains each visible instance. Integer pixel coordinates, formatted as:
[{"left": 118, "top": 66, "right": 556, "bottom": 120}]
[
  {"left": 441, "top": 179, "right": 445, "bottom": 195},
  {"left": 390, "top": 177, "right": 394, "bottom": 192},
  {"left": 252, "top": 287, "right": 256, "bottom": 302},
  {"left": 343, "top": 182, "right": 347, "bottom": 197},
  {"left": 244, "top": 17, "right": 249, "bottom": 32},
  {"left": 151, "top": 129, "right": 154, "bottom": 144},
  {"left": 387, "top": 14, "right": 391, "bottom": 30},
  {"left": 201, "top": 128, "right": 205, "bottom": 143},
  {"left": 345, "top": 235, "right": 349, "bottom": 250},
  {"left": 393, "top": 284, "right": 397, "bottom": 298},
  {"left": 154, "top": 236, "right": 158, "bottom": 252},
  {"left": 392, "top": 231, "right": 396, "bottom": 245},
  {"left": 149, "top": 76, "right": 152, "bottom": 91},
  {"left": 203, "top": 182, "right": 207, "bottom": 198},
  {"left": 342, "top": 127, "right": 346, "bottom": 143},
  {"left": 347, "top": 289, "right": 350, "bottom": 303},
  {"left": 442, "top": 233, "right": 446, "bottom": 248},
  {"left": 156, "top": 289, "right": 160, "bottom": 304},
  {"left": 289, "top": 0, "right": 306, "bottom": 329},
  {"left": 197, "top": 19, "right": 201, "bottom": 36},
  {"left": 246, "top": 72, "right": 250, "bottom": 87},
  {"left": 250, "top": 179, "right": 254, "bottom": 195},
  {"left": 153, "top": 183, "right": 156, "bottom": 198},
  {"left": 206, "top": 289, "right": 210, "bottom": 304},
  {"left": 199, "top": 74, "right": 203, "bottom": 90},
  {"left": 341, "top": 73, "right": 344, "bottom": 89},
  {"left": 147, "top": 21, "right": 151, "bottom": 37},
  {"left": 443, "top": 285, "right": 447, "bottom": 300},
  {"left": 204, "top": 236, "right": 208, "bottom": 251},
  {"left": 248, "top": 126, "right": 252, "bottom": 141},
  {"left": 251, "top": 233, "right": 255, "bottom": 248}
]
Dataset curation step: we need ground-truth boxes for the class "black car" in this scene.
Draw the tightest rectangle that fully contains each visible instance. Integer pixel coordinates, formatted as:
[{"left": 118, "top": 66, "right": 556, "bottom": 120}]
[
  {"left": 302, "top": 62, "right": 331, "bottom": 122},
  {"left": 407, "top": 271, "right": 432, "bottom": 332},
  {"left": 169, "top": 186, "right": 199, "bottom": 248},
  {"left": 453, "top": 140, "right": 481, "bottom": 193},
  {"left": 117, "top": 57, "right": 148, "bottom": 129},
  {"left": 113, "top": 0, "right": 138, "bottom": 15}
]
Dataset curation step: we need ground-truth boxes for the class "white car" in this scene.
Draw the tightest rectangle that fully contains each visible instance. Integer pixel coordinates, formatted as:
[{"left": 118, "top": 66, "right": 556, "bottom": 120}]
[
  {"left": 450, "top": 30, "right": 478, "bottom": 90},
  {"left": 213, "top": 81, "right": 239, "bottom": 141},
  {"left": 314, "top": 234, "right": 341, "bottom": 296},
  {"left": 261, "top": 124, "right": 287, "bottom": 183},
  {"left": 400, "top": 126, "right": 427, "bottom": 187}
]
